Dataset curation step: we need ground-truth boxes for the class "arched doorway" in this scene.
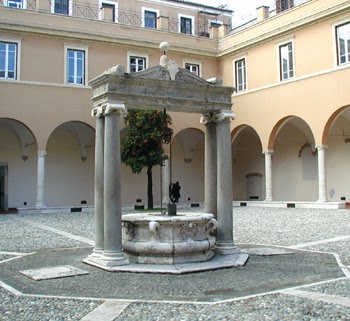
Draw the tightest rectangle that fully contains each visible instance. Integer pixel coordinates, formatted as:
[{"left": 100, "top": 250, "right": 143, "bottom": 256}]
[
  {"left": 231, "top": 125, "right": 263, "bottom": 201},
  {"left": 0, "top": 118, "right": 37, "bottom": 210},
  {"left": 46, "top": 121, "right": 95, "bottom": 206},
  {"left": 172, "top": 128, "right": 204, "bottom": 203},
  {"left": 270, "top": 116, "right": 317, "bottom": 201}
]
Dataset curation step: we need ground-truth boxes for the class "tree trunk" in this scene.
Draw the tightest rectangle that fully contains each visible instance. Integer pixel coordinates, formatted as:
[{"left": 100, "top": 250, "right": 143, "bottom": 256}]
[{"left": 147, "top": 165, "right": 153, "bottom": 209}]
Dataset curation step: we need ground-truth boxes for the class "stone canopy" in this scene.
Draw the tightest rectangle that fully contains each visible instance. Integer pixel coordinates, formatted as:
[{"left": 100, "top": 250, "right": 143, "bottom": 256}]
[
  {"left": 89, "top": 64, "right": 235, "bottom": 113},
  {"left": 85, "top": 56, "right": 240, "bottom": 271}
]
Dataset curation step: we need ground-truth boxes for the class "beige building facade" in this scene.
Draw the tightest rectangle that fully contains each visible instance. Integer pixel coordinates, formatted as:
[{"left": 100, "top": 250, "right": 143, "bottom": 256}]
[{"left": 0, "top": 0, "right": 349, "bottom": 210}]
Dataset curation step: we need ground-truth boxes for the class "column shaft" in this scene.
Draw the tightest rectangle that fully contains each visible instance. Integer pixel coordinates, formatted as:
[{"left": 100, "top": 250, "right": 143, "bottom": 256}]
[
  {"left": 101, "top": 104, "right": 129, "bottom": 266},
  {"left": 204, "top": 118, "right": 217, "bottom": 219},
  {"left": 215, "top": 111, "right": 238, "bottom": 255},
  {"left": 317, "top": 145, "right": 328, "bottom": 202},
  {"left": 161, "top": 158, "right": 170, "bottom": 205},
  {"left": 93, "top": 111, "right": 105, "bottom": 257},
  {"left": 264, "top": 150, "right": 273, "bottom": 202},
  {"left": 36, "top": 151, "right": 46, "bottom": 208}
]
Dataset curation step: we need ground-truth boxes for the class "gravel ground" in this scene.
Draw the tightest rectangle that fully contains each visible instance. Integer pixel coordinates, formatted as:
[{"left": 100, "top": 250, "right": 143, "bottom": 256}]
[
  {"left": 304, "top": 279, "right": 350, "bottom": 299},
  {"left": 0, "top": 206, "right": 350, "bottom": 321},
  {"left": 0, "top": 287, "right": 102, "bottom": 321},
  {"left": 114, "top": 294, "right": 350, "bottom": 321}
]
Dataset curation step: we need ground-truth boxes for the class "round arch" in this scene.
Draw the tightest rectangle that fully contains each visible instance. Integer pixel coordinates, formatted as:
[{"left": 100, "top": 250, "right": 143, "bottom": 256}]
[
  {"left": 268, "top": 115, "right": 316, "bottom": 150},
  {"left": 322, "top": 105, "right": 350, "bottom": 145}
]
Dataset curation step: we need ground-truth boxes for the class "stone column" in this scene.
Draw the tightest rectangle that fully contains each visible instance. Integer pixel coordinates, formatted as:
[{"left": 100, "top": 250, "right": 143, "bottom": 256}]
[
  {"left": 214, "top": 110, "right": 239, "bottom": 255},
  {"left": 36, "top": 150, "right": 46, "bottom": 208},
  {"left": 161, "top": 158, "right": 170, "bottom": 205},
  {"left": 316, "top": 144, "right": 328, "bottom": 202},
  {"left": 91, "top": 106, "right": 105, "bottom": 258},
  {"left": 100, "top": 103, "right": 129, "bottom": 267},
  {"left": 264, "top": 150, "right": 274, "bottom": 202},
  {"left": 201, "top": 113, "right": 217, "bottom": 219}
]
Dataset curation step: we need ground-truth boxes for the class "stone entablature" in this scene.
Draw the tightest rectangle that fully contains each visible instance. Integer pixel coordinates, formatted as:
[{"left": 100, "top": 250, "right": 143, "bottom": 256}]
[{"left": 89, "top": 65, "right": 235, "bottom": 113}]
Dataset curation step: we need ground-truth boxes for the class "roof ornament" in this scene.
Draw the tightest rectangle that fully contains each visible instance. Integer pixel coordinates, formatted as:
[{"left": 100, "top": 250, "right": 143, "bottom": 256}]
[{"left": 159, "top": 42, "right": 178, "bottom": 80}]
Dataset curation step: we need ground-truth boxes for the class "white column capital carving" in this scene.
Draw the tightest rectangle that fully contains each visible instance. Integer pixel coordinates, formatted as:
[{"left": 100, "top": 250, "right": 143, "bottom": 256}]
[
  {"left": 37, "top": 150, "right": 47, "bottom": 157},
  {"left": 263, "top": 149, "right": 274, "bottom": 155},
  {"left": 214, "top": 110, "right": 235, "bottom": 123},
  {"left": 91, "top": 106, "right": 104, "bottom": 118},
  {"left": 104, "top": 103, "right": 126, "bottom": 116},
  {"left": 200, "top": 113, "right": 215, "bottom": 125},
  {"left": 316, "top": 144, "right": 328, "bottom": 150}
]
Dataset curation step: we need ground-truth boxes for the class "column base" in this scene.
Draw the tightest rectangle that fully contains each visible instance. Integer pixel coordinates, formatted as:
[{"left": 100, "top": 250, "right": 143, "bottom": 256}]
[
  {"left": 215, "top": 242, "right": 241, "bottom": 255},
  {"left": 83, "top": 251, "right": 129, "bottom": 270},
  {"left": 317, "top": 198, "right": 328, "bottom": 203},
  {"left": 100, "top": 251, "right": 129, "bottom": 267},
  {"left": 35, "top": 204, "right": 47, "bottom": 208}
]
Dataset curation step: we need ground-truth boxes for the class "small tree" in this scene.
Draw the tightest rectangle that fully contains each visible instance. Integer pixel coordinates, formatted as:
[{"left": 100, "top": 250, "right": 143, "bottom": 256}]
[{"left": 121, "top": 109, "right": 172, "bottom": 209}]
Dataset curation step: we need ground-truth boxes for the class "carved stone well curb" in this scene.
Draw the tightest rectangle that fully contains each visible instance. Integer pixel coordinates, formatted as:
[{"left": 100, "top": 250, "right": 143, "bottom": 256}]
[{"left": 122, "top": 213, "right": 217, "bottom": 264}]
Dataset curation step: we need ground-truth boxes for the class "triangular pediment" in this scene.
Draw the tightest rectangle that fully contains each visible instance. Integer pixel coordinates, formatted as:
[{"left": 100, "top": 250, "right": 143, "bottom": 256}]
[{"left": 131, "top": 65, "right": 209, "bottom": 85}]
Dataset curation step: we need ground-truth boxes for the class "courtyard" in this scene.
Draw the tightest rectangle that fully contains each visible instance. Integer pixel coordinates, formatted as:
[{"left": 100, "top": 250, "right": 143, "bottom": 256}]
[{"left": 0, "top": 206, "right": 350, "bottom": 320}]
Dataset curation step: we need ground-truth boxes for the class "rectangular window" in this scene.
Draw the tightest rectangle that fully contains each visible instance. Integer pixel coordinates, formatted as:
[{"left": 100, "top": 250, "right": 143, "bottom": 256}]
[
  {"left": 101, "top": 3, "right": 115, "bottom": 22},
  {"left": 180, "top": 16, "right": 193, "bottom": 35},
  {"left": 279, "top": 42, "right": 294, "bottom": 80},
  {"left": 336, "top": 22, "right": 350, "bottom": 65},
  {"left": 185, "top": 63, "right": 200, "bottom": 76},
  {"left": 276, "top": 0, "right": 294, "bottom": 13},
  {"left": 235, "top": 58, "right": 246, "bottom": 92},
  {"left": 6, "top": 0, "right": 25, "bottom": 8},
  {"left": 144, "top": 10, "right": 157, "bottom": 29},
  {"left": 67, "top": 49, "right": 85, "bottom": 85},
  {"left": 130, "top": 56, "right": 146, "bottom": 73},
  {"left": 0, "top": 42, "right": 17, "bottom": 80},
  {"left": 55, "top": 0, "right": 69, "bottom": 14}
]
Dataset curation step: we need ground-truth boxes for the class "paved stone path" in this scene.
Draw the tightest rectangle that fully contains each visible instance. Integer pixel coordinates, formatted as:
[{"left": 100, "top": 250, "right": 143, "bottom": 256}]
[{"left": 1, "top": 207, "right": 350, "bottom": 320}]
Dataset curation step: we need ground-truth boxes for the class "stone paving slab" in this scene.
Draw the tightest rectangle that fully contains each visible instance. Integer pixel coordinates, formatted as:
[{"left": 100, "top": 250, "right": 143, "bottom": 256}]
[
  {"left": 20, "top": 265, "right": 90, "bottom": 281},
  {"left": 0, "top": 245, "right": 345, "bottom": 303}
]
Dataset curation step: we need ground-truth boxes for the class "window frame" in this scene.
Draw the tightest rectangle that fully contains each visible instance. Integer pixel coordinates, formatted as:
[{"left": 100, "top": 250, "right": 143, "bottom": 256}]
[
  {"left": 335, "top": 21, "right": 350, "bottom": 66},
  {"left": 99, "top": 0, "right": 118, "bottom": 22},
  {"left": 64, "top": 44, "right": 88, "bottom": 86},
  {"left": 5, "top": 0, "right": 27, "bottom": 9},
  {"left": 142, "top": 7, "right": 159, "bottom": 29},
  {"left": 234, "top": 56, "right": 247, "bottom": 92},
  {"left": 0, "top": 36, "right": 21, "bottom": 81},
  {"left": 277, "top": 39, "right": 295, "bottom": 81},
  {"left": 51, "top": 0, "right": 73, "bottom": 15},
  {"left": 183, "top": 60, "right": 201, "bottom": 77},
  {"left": 127, "top": 52, "right": 149, "bottom": 73},
  {"left": 178, "top": 14, "right": 194, "bottom": 35}
]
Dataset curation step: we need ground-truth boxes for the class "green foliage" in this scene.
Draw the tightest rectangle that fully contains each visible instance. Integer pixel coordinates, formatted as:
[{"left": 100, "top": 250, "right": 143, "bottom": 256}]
[{"left": 121, "top": 109, "right": 172, "bottom": 174}]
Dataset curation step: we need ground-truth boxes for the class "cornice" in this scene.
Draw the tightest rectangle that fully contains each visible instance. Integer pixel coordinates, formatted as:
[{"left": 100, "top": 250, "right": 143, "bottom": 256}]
[
  {"left": 218, "top": 0, "right": 350, "bottom": 58},
  {"left": 0, "top": 8, "right": 218, "bottom": 57}
]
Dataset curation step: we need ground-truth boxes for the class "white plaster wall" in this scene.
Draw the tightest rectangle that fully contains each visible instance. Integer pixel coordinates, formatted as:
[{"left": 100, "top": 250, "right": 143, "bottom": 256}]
[
  {"left": 46, "top": 129, "right": 94, "bottom": 206},
  {"left": 232, "top": 132, "right": 264, "bottom": 200},
  {"left": 121, "top": 163, "right": 161, "bottom": 206},
  {"left": 326, "top": 116, "right": 350, "bottom": 202},
  {"left": 0, "top": 128, "right": 37, "bottom": 208},
  {"left": 273, "top": 128, "right": 318, "bottom": 201},
  {"left": 170, "top": 135, "right": 204, "bottom": 203}
]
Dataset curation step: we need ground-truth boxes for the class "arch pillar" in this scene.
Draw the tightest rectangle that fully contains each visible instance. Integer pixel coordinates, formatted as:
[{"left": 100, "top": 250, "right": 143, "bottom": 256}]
[
  {"left": 36, "top": 150, "right": 46, "bottom": 208},
  {"left": 263, "top": 149, "right": 274, "bottom": 202},
  {"left": 316, "top": 144, "right": 328, "bottom": 202}
]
